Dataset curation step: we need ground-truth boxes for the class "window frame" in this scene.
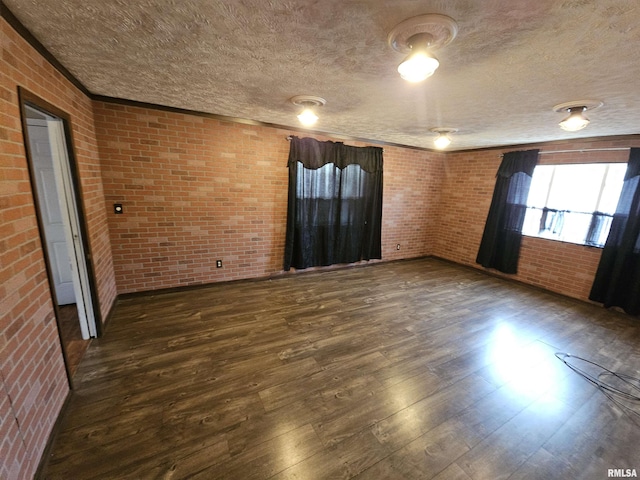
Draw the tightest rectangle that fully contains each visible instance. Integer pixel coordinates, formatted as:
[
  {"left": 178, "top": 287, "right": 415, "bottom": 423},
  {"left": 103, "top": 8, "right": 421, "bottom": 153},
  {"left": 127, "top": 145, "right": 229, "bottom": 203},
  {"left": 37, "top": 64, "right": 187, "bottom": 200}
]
[{"left": 521, "top": 161, "right": 627, "bottom": 248}]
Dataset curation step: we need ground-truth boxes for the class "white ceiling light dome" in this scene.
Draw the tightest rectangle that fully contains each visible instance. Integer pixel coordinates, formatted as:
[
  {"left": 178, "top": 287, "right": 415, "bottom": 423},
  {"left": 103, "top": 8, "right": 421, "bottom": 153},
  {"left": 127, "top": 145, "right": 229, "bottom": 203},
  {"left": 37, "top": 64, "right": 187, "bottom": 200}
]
[
  {"left": 388, "top": 14, "right": 458, "bottom": 83},
  {"left": 553, "top": 100, "right": 603, "bottom": 132},
  {"left": 430, "top": 127, "right": 458, "bottom": 149},
  {"left": 290, "top": 95, "right": 326, "bottom": 127}
]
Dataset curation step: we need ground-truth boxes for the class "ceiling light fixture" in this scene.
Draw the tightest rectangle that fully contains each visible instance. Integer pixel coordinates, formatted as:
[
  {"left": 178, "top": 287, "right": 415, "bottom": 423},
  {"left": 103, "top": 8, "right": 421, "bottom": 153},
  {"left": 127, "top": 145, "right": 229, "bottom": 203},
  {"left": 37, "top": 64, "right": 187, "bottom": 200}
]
[
  {"left": 560, "top": 107, "right": 589, "bottom": 132},
  {"left": 397, "top": 34, "right": 440, "bottom": 82},
  {"left": 553, "top": 100, "right": 603, "bottom": 132},
  {"left": 388, "top": 14, "right": 458, "bottom": 83},
  {"left": 430, "top": 128, "right": 457, "bottom": 149},
  {"left": 290, "top": 95, "right": 326, "bottom": 127}
]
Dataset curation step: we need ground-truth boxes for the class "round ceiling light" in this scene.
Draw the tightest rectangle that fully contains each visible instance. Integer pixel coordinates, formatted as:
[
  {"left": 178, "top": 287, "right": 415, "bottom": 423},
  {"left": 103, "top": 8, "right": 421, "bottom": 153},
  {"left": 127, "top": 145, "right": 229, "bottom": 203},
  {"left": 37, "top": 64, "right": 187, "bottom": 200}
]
[
  {"left": 290, "top": 95, "right": 326, "bottom": 127},
  {"left": 388, "top": 14, "right": 458, "bottom": 82},
  {"left": 553, "top": 100, "right": 603, "bottom": 132},
  {"left": 430, "top": 127, "right": 458, "bottom": 149}
]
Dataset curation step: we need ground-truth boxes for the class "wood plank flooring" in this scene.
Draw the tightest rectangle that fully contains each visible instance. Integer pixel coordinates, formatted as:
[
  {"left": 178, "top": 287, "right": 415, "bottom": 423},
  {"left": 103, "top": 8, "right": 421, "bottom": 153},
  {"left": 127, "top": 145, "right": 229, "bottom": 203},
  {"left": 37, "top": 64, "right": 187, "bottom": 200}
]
[{"left": 39, "top": 258, "right": 640, "bottom": 479}]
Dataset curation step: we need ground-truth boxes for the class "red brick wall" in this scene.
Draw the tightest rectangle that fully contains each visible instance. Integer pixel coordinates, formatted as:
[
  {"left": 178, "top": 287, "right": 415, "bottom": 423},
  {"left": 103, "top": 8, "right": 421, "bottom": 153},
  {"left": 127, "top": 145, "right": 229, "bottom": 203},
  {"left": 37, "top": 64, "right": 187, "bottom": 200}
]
[
  {"left": 433, "top": 137, "right": 640, "bottom": 301},
  {"left": 94, "top": 102, "right": 445, "bottom": 293},
  {"left": 0, "top": 17, "right": 116, "bottom": 480},
  {"left": 383, "top": 146, "right": 445, "bottom": 260}
]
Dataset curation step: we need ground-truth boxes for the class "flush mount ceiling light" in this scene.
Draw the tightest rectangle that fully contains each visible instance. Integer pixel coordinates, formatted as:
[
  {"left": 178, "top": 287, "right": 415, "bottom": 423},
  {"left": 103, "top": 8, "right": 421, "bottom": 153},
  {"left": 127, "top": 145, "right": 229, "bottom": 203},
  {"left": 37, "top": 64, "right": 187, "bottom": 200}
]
[
  {"left": 388, "top": 14, "right": 458, "bottom": 82},
  {"left": 430, "top": 127, "right": 457, "bottom": 149},
  {"left": 290, "top": 95, "right": 326, "bottom": 127},
  {"left": 553, "top": 100, "right": 603, "bottom": 132}
]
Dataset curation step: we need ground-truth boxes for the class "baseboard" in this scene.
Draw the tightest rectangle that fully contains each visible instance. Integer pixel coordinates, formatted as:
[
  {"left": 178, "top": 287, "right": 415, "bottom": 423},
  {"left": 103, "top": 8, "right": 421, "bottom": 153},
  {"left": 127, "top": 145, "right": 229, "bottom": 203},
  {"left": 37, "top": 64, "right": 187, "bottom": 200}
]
[{"left": 116, "top": 255, "right": 433, "bottom": 300}]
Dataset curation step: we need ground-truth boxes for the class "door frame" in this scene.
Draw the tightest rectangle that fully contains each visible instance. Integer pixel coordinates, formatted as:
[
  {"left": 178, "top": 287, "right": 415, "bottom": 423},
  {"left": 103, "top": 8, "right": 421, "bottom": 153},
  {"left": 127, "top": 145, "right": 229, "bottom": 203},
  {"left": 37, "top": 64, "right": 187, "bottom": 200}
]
[{"left": 18, "top": 87, "right": 102, "bottom": 386}]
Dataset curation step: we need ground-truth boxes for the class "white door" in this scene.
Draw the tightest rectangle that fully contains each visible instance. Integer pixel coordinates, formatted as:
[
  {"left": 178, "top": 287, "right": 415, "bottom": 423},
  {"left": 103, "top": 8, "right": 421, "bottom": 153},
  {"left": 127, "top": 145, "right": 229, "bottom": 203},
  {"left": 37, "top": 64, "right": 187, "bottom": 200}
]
[
  {"left": 26, "top": 112, "right": 97, "bottom": 339},
  {"left": 47, "top": 118, "right": 97, "bottom": 339},
  {"left": 28, "top": 121, "right": 76, "bottom": 305}
]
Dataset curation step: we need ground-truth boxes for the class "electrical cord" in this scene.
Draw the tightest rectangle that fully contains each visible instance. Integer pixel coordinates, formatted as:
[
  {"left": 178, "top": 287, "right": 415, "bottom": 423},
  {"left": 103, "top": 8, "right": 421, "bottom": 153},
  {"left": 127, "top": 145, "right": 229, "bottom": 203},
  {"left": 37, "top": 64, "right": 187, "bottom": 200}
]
[{"left": 555, "top": 352, "right": 640, "bottom": 418}]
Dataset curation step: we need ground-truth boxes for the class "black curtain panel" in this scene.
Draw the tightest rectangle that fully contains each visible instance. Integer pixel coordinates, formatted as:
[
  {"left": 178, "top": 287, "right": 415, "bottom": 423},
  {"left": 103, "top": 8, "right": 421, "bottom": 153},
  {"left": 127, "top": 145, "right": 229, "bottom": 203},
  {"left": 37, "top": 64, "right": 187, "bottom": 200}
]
[
  {"left": 476, "top": 149, "right": 539, "bottom": 274},
  {"left": 284, "top": 136, "right": 383, "bottom": 271},
  {"left": 589, "top": 148, "right": 640, "bottom": 314}
]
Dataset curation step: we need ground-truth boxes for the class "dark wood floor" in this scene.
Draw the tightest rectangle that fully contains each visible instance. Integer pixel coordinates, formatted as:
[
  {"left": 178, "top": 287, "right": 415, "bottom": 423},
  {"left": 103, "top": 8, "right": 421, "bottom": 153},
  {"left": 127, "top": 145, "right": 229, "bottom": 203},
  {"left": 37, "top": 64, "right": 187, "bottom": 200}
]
[{"left": 40, "top": 258, "right": 640, "bottom": 479}]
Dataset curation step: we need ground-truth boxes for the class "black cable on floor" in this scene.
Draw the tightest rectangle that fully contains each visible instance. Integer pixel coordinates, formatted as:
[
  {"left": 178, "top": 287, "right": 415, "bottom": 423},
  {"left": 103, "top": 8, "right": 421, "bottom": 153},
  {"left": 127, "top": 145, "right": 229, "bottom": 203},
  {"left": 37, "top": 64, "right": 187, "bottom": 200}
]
[{"left": 555, "top": 352, "right": 640, "bottom": 418}]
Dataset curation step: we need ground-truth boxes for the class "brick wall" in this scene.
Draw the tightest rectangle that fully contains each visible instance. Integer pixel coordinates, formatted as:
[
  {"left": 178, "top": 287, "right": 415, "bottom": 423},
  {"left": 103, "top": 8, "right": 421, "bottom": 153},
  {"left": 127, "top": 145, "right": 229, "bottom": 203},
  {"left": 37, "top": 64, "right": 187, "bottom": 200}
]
[
  {"left": 94, "top": 102, "right": 445, "bottom": 293},
  {"left": 94, "top": 99, "right": 640, "bottom": 303},
  {"left": 0, "top": 16, "right": 116, "bottom": 480},
  {"left": 433, "top": 137, "right": 640, "bottom": 301}
]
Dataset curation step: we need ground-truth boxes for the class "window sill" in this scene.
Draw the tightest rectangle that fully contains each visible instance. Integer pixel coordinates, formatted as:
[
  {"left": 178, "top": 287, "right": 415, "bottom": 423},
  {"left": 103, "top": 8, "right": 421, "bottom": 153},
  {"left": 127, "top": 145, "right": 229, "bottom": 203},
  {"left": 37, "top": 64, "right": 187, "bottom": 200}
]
[{"left": 522, "top": 234, "right": 604, "bottom": 249}]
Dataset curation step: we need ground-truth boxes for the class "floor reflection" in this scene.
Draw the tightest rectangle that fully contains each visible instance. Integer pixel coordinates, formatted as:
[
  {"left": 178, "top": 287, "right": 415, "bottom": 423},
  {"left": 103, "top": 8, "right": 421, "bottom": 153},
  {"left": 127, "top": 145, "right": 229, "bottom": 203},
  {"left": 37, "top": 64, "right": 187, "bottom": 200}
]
[{"left": 487, "top": 324, "right": 564, "bottom": 405}]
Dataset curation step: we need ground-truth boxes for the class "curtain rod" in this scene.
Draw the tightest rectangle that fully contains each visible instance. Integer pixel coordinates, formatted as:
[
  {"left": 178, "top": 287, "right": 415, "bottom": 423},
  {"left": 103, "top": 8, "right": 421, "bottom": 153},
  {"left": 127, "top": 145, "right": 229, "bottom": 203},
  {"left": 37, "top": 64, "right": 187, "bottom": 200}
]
[
  {"left": 286, "top": 137, "right": 630, "bottom": 156},
  {"left": 499, "top": 147, "right": 630, "bottom": 158},
  {"left": 539, "top": 147, "right": 630, "bottom": 155}
]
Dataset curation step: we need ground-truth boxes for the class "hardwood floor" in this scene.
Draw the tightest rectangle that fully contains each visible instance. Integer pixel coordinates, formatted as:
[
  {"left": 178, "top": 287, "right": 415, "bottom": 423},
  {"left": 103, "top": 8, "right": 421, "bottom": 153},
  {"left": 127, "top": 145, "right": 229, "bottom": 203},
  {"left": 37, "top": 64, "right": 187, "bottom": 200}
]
[{"left": 39, "top": 258, "right": 640, "bottom": 479}]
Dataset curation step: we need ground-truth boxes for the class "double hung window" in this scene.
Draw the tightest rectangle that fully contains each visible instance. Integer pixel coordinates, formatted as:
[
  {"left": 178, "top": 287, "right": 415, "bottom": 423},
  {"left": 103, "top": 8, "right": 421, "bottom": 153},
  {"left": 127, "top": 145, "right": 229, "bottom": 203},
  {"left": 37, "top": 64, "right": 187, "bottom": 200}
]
[
  {"left": 522, "top": 163, "right": 627, "bottom": 247},
  {"left": 284, "top": 137, "right": 383, "bottom": 270}
]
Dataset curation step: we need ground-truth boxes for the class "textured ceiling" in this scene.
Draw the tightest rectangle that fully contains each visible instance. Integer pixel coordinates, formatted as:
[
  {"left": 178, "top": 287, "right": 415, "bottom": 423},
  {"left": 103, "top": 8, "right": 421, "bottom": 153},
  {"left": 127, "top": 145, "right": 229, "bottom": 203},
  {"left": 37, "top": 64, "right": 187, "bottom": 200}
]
[{"left": 4, "top": 0, "right": 640, "bottom": 150}]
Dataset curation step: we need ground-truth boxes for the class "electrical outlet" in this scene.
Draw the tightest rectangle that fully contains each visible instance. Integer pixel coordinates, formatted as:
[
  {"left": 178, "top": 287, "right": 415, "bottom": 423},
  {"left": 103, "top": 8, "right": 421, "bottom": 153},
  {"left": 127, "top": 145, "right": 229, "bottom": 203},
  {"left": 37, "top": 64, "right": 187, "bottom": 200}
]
[
  {"left": 396, "top": 244, "right": 401, "bottom": 250},
  {"left": 216, "top": 260, "right": 223, "bottom": 268}
]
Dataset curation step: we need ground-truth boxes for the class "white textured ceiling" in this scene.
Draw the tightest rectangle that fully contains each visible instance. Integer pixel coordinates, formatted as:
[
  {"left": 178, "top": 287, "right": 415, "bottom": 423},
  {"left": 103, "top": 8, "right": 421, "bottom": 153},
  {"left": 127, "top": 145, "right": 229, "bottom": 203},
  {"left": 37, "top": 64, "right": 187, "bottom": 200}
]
[{"left": 4, "top": 0, "right": 640, "bottom": 150}]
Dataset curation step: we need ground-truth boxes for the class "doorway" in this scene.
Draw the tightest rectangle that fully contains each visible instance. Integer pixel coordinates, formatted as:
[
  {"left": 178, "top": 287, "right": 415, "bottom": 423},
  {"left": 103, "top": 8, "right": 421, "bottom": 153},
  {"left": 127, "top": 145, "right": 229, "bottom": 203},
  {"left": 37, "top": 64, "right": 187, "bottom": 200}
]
[{"left": 20, "top": 92, "right": 100, "bottom": 382}]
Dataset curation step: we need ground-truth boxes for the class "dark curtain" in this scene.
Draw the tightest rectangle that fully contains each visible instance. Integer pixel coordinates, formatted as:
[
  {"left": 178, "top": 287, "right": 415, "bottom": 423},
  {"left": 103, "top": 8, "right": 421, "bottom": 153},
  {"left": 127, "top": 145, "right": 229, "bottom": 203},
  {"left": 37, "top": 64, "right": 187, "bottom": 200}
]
[
  {"left": 589, "top": 148, "right": 640, "bottom": 314},
  {"left": 476, "top": 149, "right": 539, "bottom": 274},
  {"left": 284, "top": 136, "right": 383, "bottom": 271}
]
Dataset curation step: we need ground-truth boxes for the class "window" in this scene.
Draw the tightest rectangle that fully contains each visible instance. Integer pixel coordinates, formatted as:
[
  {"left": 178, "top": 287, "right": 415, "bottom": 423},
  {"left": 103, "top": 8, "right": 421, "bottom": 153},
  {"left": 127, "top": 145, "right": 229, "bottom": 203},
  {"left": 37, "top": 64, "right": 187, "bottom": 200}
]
[
  {"left": 522, "top": 163, "right": 627, "bottom": 247},
  {"left": 295, "top": 163, "right": 366, "bottom": 227},
  {"left": 284, "top": 137, "right": 383, "bottom": 271}
]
